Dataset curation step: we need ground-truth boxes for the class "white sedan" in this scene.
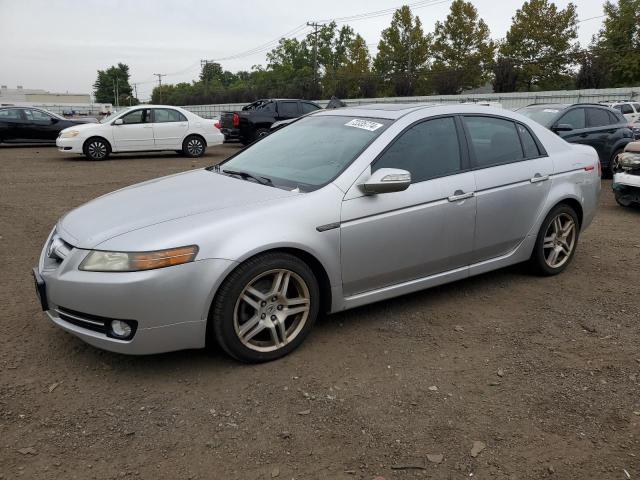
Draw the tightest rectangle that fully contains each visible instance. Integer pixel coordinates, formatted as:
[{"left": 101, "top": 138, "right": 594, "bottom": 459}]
[{"left": 56, "top": 105, "right": 223, "bottom": 160}]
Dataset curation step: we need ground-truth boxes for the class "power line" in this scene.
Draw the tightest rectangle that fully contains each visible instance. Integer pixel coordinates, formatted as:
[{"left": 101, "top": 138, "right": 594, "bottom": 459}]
[
  {"left": 316, "top": 0, "right": 452, "bottom": 24},
  {"left": 153, "top": 73, "right": 166, "bottom": 103}
]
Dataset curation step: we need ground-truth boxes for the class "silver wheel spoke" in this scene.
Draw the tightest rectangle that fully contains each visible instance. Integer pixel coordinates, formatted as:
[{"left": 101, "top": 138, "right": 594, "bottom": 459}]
[
  {"left": 543, "top": 213, "right": 576, "bottom": 269},
  {"left": 547, "top": 247, "right": 560, "bottom": 266},
  {"left": 239, "top": 315, "right": 263, "bottom": 341}
]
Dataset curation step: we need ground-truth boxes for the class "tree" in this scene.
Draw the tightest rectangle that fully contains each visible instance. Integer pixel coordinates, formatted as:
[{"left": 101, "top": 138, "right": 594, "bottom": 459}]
[
  {"left": 373, "top": 6, "right": 432, "bottom": 96},
  {"left": 93, "top": 63, "right": 135, "bottom": 105},
  {"left": 575, "top": 54, "right": 610, "bottom": 89},
  {"left": 492, "top": 56, "right": 519, "bottom": 92},
  {"left": 499, "top": 0, "right": 579, "bottom": 91},
  {"left": 431, "top": 0, "right": 495, "bottom": 94},
  {"left": 592, "top": 0, "right": 640, "bottom": 86}
]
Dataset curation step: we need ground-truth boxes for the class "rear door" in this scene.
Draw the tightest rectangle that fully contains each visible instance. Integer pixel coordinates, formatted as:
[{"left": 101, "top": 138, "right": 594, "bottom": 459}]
[
  {"left": 340, "top": 116, "right": 476, "bottom": 295},
  {"left": 152, "top": 108, "right": 189, "bottom": 148},
  {"left": 111, "top": 108, "right": 154, "bottom": 151},
  {"left": 0, "top": 108, "right": 29, "bottom": 142},
  {"left": 463, "top": 115, "right": 552, "bottom": 263},
  {"left": 276, "top": 101, "right": 300, "bottom": 121}
]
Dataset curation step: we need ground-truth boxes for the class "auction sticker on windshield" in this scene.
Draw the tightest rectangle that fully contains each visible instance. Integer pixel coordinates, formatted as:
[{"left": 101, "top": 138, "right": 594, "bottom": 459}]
[{"left": 345, "top": 119, "right": 384, "bottom": 131}]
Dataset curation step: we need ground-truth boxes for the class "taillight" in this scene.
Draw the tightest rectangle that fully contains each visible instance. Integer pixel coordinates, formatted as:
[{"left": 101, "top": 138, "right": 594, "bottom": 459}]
[
  {"left": 597, "top": 160, "right": 602, "bottom": 177},
  {"left": 232, "top": 113, "right": 240, "bottom": 128},
  {"left": 214, "top": 121, "right": 220, "bottom": 129}
]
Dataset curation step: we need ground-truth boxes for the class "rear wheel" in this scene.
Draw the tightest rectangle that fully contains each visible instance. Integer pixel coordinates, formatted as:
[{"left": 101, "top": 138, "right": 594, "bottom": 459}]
[
  {"left": 530, "top": 204, "right": 579, "bottom": 276},
  {"left": 182, "top": 135, "right": 206, "bottom": 157},
  {"left": 83, "top": 137, "right": 110, "bottom": 161},
  {"left": 614, "top": 189, "right": 634, "bottom": 207},
  {"left": 210, "top": 253, "right": 319, "bottom": 363}
]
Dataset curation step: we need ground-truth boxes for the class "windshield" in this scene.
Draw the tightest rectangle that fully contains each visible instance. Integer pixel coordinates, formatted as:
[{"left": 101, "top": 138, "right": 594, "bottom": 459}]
[
  {"left": 100, "top": 108, "right": 132, "bottom": 124},
  {"left": 218, "top": 115, "right": 391, "bottom": 191},
  {"left": 518, "top": 105, "right": 568, "bottom": 126}
]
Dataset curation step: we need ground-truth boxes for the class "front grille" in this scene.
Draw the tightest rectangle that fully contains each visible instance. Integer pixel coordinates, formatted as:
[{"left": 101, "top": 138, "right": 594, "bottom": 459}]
[{"left": 56, "top": 307, "right": 108, "bottom": 334}]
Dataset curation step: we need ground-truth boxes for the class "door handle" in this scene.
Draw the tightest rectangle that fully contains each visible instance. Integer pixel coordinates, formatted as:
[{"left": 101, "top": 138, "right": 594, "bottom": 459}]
[
  {"left": 448, "top": 190, "right": 475, "bottom": 202},
  {"left": 530, "top": 174, "right": 549, "bottom": 183}
]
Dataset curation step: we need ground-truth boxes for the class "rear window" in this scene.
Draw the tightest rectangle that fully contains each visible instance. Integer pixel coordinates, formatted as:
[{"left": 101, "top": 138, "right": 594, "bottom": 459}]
[{"left": 517, "top": 124, "right": 540, "bottom": 158}]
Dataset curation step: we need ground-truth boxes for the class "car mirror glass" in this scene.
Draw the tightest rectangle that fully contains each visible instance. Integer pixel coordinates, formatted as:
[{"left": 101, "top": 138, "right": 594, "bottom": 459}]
[{"left": 113, "top": 118, "right": 124, "bottom": 125}]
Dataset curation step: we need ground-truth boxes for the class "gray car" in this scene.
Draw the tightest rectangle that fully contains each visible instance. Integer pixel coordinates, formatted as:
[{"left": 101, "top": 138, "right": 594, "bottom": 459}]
[{"left": 33, "top": 104, "right": 601, "bottom": 362}]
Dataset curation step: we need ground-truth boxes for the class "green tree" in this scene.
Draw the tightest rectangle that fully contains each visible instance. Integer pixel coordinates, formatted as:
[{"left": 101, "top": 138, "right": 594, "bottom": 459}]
[
  {"left": 500, "top": 0, "right": 579, "bottom": 91},
  {"left": 492, "top": 56, "right": 519, "bottom": 92},
  {"left": 93, "top": 63, "right": 135, "bottom": 105},
  {"left": 431, "top": 0, "right": 495, "bottom": 94},
  {"left": 373, "top": 6, "right": 432, "bottom": 96},
  {"left": 575, "top": 54, "right": 610, "bottom": 89},
  {"left": 592, "top": 0, "right": 640, "bottom": 86}
]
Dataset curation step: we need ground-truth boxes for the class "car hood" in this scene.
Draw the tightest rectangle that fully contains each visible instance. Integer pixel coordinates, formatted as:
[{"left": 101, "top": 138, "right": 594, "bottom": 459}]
[
  {"left": 57, "top": 169, "right": 298, "bottom": 249},
  {"left": 61, "top": 122, "right": 102, "bottom": 133}
]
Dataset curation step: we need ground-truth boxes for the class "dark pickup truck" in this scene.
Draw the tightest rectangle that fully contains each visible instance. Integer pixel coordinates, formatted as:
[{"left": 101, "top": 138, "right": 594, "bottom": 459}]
[{"left": 220, "top": 99, "right": 322, "bottom": 144}]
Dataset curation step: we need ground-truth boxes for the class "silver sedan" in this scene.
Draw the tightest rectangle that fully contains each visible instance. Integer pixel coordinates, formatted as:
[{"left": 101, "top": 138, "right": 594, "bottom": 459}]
[{"left": 34, "top": 104, "right": 601, "bottom": 362}]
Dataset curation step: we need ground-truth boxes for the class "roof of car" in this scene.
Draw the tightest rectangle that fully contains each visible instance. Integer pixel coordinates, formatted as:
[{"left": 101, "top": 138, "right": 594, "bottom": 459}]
[{"left": 315, "top": 103, "right": 440, "bottom": 119}]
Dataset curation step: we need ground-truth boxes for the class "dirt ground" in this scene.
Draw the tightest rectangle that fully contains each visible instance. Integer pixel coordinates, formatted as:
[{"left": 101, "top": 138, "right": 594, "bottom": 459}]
[{"left": 1, "top": 144, "right": 639, "bottom": 480}]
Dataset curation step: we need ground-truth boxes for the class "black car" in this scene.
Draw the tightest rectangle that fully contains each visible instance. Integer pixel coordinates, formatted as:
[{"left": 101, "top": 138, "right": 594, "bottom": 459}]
[
  {"left": 0, "top": 107, "right": 96, "bottom": 144},
  {"left": 518, "top": 103, "right": 633, "bottom": 177},
  {"left": 220, "top": 99, "right": 322, "bottom": 145}
]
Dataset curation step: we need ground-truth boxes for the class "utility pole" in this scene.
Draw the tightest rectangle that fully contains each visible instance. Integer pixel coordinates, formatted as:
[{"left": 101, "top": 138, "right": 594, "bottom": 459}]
[
  {"left": 200, "top": 59, "right": 216, "bottom": 93},
  {"left": 306, "top": 22, "right": 325, "bottom": 98},
  {"left": 153, "top": 73, "right": 166, "bottom": 104},
  {"left": 132, "top": 83, "right": 138, "bottom": 101}
]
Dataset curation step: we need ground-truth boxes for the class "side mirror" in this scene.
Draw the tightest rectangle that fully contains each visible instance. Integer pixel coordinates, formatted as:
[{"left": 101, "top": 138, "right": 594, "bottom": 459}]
[
  {"left": 553, "top": 123, "right": 573, "bottom": 132},
  {"left": 113, "top": 118, "right": 124, "bottom": 125},
  {"left": 361, "top": 168, "right": 411, "bottom": 195},
  {"left": 50, "top": 118, "right": 59, "bottom": 124}
]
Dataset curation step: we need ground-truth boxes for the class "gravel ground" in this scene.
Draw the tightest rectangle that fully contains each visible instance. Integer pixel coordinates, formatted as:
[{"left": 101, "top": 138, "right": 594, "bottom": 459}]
[{"left": 1, "top": 144, "right": 639, "bottom": 480}]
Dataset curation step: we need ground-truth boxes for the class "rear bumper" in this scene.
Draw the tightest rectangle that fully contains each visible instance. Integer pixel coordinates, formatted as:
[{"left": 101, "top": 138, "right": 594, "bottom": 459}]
[{"left": 220, "top": 128, "right": 242, "bottom": 139}]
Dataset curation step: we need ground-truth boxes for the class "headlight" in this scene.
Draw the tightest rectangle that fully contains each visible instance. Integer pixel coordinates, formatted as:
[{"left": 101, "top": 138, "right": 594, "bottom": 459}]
[
  {"left": 79, "top": 245, "right": 198, "bottom": 272},
  {"left": 60, "top": 130, "right": 80, "bottom": 138}
]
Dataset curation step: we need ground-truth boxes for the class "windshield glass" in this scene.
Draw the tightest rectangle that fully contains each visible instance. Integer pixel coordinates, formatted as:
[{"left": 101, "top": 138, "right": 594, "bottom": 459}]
[
  {"left": 219, "top": 115, "right": 391, "bottom": 191},
  {"left": 518, "top": 105, "right": 568, "bottom": 126},
  {"left": 100, "top": 108, "right": 132, "bottom": 124}
]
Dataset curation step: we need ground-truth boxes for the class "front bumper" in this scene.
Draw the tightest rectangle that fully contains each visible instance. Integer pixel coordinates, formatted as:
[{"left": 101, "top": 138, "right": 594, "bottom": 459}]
[
  {"left": 56, "top": 136, "right": 83, "bottom": 153},
  {"left": 613, "top": 171, "right": 640, "bottom": 188},
  {"left": 36, "top": 230, "right": 236, "bottom": 354}
]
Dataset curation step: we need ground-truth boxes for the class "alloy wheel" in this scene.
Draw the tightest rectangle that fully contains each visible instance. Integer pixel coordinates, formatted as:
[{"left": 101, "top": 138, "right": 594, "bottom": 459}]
[
  {"left": 233, "top": 269, "right": 311, "bottom": 353},
  {"left": 186, "top": 138, "right": 204, "bottom": 156},
  {"left": 88, "top": 141, "right": 107, "bottom": 159},
  {"left": 542, "top": 213, "right": 577, "bottom": 269}
]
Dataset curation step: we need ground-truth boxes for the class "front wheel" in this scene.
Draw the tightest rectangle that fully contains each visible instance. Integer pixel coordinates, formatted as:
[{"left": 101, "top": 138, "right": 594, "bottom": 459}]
[
  {"left": 530, "top": 204, "right": 580, "bottom": 276},
  {"left": 83, "top": 138, "right": 110, "bottom": 161},
  {"left": 210, "top": 253, "right": 320, "bottom": 363},
  {"left": 182, "top": 135, "right": 206, "bottom": 158}
]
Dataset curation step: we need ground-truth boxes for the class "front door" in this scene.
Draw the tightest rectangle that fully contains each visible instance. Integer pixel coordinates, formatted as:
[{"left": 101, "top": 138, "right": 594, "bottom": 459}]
[
  {"left": 24, "top": 109, "right": 60, "bottom": 141},
  {"left": 112, "top": 108, "right": 154, "bottom": 151},
  {"left": 340, "top": 116, "right": 476, "bottom": 296},
  {"left": 462, "top": 115, "right": 552, "bottom": 263},
  {"left": 152, "top": 108, "right": 189, "bottom": 148}
]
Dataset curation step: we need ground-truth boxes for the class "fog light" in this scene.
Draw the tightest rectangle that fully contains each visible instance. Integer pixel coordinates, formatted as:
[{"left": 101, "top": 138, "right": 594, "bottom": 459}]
[{"left": 110, "top": 320, "right": 132, "bottom": 339}]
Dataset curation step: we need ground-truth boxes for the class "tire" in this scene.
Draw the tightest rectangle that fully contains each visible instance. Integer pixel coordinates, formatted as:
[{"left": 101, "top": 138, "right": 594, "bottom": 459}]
[
  {"left": 210, "top": 252, "right": 320, "bottom": 363},
  {"left": 83, "top": 137, "right": 110, "bottom": 161},
  {"left": 608, "top": 149, "right": 624, "bottom": 178},
  {"left": 252, "top": 128, "right": 269, "bottom": 141},
  {"left": 530, "top": 204, "right": 580, "bottom": 276},
  {"left": 182, "top": 135, "right": 206, "bottom": 158},
  {"left": 614, "top": 189, "right": 634, "bottom": 207}
]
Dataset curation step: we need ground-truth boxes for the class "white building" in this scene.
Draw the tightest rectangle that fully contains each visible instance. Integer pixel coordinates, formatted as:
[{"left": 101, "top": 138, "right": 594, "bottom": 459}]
[{"left": 0, "top": 85, "right": 112, "bottom": 116}]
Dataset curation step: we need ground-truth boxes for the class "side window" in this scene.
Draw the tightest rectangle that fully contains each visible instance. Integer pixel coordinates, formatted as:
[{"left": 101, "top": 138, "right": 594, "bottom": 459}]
[
  {"left": 613, "top": 105, "right": 623, "bottom": 112},
  {"left": 620, "top": 104, "right": 633, "bottom": 115},
  {"left": 464, "top": 116, "right": 523, "bottom": 167},
  {"left": 121, "top": 109, "right": 150, "bottom": 124},
  {"left": 517, "top": 124, "right": 540, "bottom": 158},
  {"left": 587, "top": 108, "right": 612, "bottom": 127},
  {"left": 154, "top": 109, "right": 186, "bottom": 123},
  {"left": 0, "top": 109, "right": 24, "bottom": 121},
  {"left": 27, "top": 109, "right": 54, "bottom": 122},
  {"left": 558, "top": 108, "right": 586, "bottom": 129},
  {"left": 633, "top": 103, "right": 640, "bottom": 113},
  {"left": 607, "top": 111, "right": 622, "bottom": 124},
  {"left": 373, "top": 117, "right": 461, "bottom": 183},
  {"left": 278, "top": 102, "right": 299, "bottom": 117},
  {"left": 301, "top": 103, "right": 320, "bottom": 114}
]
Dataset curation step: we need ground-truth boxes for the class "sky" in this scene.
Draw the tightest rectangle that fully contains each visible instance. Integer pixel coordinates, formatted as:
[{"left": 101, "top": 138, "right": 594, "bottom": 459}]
[{"left": 0, "top": 0, "right": 607, "bottom": 101}]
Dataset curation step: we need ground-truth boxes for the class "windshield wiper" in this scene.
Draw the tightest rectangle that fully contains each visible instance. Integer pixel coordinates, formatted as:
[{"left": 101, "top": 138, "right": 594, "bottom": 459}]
[{"left": 221, "top": 168, "right": 273, "bottom": 186}]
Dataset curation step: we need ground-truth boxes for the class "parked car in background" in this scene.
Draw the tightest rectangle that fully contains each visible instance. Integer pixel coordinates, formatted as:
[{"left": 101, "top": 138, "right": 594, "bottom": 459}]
[
  {"left": 34, "top": 104, "right": 600, "bottom": 362},
  {"left": 517, "top": 103, "right": 633, "bottom": 177},
  {"left": 220, "top": 99, "right": 322, "bottom": 144},
  {"left": 0, "top": 107, "right": 96, "bottom": 144},
  {"left": 56, "top": 105, "right": 223, "bottom": 160},
  {"left": 600, "top": 100, "right": 640, "bottom": 123},
  {"left": 612, "top": 141, "right": 640, "bottom": 207}
]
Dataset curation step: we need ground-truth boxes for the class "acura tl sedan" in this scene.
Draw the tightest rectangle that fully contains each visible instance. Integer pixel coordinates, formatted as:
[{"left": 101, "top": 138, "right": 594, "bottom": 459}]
[
  {"left": 56, "top": 105, "right": 223, "bottom": 160},
  {"left": 34, "top": 104, "right": 601, "bottom": 362}
]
